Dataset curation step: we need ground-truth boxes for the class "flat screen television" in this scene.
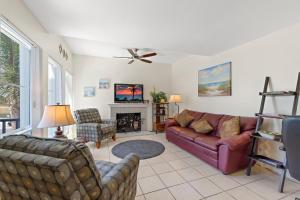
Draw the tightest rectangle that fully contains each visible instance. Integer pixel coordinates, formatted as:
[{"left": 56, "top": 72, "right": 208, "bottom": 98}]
[{"left": 114, "top": 83, "right": 144, "bottom": 103}]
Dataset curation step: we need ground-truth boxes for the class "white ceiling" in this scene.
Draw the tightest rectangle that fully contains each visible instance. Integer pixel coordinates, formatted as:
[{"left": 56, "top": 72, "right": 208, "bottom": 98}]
[{"left": 23, "top": 0, "right": 300, "bottom": 64}]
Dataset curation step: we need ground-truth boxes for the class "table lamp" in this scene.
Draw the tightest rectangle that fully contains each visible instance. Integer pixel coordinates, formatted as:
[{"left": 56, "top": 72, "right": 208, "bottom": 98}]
[
  {"left": 38, "top": 104, "right": 75, "bottom": 138},
  {"left": 169, "top": 94, "right": 182, "bottom": 114}
]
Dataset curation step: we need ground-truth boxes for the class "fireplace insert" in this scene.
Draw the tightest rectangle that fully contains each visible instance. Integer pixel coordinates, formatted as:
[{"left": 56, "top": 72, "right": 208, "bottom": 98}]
[{"left": 116, "top": 113, "right": 141, "bottom": 132}]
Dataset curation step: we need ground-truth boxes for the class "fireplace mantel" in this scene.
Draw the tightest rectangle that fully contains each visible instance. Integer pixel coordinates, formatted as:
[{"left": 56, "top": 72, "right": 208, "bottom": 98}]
[{"left": 108, "top": 103, "right": 149, "bottom": 108}]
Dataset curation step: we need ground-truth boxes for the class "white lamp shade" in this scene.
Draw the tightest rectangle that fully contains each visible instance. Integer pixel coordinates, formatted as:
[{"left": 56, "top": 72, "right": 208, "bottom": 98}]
[
  {"left": 38, "top": 105, "right": 76, "bottom": 128},
  {"left": 169, "top": 95, "right": 182, "bottom": 103}
]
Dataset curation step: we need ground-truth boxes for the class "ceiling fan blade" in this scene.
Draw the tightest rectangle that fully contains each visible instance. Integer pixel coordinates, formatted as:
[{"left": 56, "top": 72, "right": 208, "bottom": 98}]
[
  {"left": 139, "top": 59, "right": 152, "bottom": 64},
  {"left": 128, "top": 60, "right": 134, "bottom": 64},
  {"left": 140, "top": 52, "right": 157, "bottom": 58},
  {"left": 128, "top": 49, "right": 136, "bottom": 57},
  {"left": 114, "top": 56, "right": 131, "bottom": 59}
]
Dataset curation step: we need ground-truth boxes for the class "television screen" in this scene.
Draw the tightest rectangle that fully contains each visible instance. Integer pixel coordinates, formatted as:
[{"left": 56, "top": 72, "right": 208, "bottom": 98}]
[{"left": 114, "top": 84, "right": 143, "bottom": 102}]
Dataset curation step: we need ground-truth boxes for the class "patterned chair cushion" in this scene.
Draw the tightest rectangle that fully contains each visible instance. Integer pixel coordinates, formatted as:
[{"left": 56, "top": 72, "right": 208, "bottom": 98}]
[
  {"left": 74, "top": 108, "right": 102, "bottom": 124},
  {"left": 77, "top": 123, "right": 102, "bottom": 142},
  {"left": 95, "top": 160, "right": 116, "bottom": 177},
  {"left": 100, "top": 124, "right": 116, "bottom": 137},
  {"left": 0, "top": 135, "right": 102, "bottom": 200},
  {"left": 0, "top": 148, "right": 89, "bottom": 200},
  {"left": 99, "top": 154, "right": 140, "bottom": 200}
]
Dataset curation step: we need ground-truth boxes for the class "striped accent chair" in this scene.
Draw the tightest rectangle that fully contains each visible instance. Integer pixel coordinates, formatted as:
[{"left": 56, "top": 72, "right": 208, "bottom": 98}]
[
  {"left": 0, "top": 134, "right": 140, "bottom": 200},
  {"left": 74, "top": 108, "right": 117, "bottom": 148}
]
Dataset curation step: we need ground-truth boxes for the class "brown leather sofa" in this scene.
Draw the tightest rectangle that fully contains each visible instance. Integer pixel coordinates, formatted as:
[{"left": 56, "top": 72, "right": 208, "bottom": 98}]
[{"left": 165, "top": 110, "right": 257, "bottom": 174}]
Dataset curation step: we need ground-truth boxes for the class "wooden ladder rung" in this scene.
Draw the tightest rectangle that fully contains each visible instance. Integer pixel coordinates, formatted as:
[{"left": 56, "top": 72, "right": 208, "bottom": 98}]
[
  {"left": 255, "top": 113, "right": 286, "bottom": 119},
  {"left": 259, "top": 91, "right": 296, "bottom": 96}
]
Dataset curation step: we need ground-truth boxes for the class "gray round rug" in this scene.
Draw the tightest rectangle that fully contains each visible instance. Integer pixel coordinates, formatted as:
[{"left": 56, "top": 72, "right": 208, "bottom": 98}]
[{"left": 112, "top": 140, "right": 165, "bottom": 159}]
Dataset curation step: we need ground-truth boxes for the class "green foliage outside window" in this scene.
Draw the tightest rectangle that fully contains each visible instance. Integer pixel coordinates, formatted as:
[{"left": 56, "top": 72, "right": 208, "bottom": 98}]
[{"left": 0, "top": 32, "right": 20, "bottom": 118}]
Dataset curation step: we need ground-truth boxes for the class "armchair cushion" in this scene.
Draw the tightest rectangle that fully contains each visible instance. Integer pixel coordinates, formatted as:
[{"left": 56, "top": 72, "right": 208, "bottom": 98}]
[
  {"left": 0, "top": 135, "right": 103, "bottom": 200},
  {"left": 0, "top": 148, "right": 89, "bottom": 199},
  {"left": 95, "top": 160, "right": 116, "bottom": 177},
  {"left": 74, "top": 108, "right": 102, "bottom": 123},
  {"left": 217, "top": 131, "right": 252, "bottom": 151}
]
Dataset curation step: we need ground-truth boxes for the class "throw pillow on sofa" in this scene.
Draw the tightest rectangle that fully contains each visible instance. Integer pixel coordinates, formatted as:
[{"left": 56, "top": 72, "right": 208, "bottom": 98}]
[
  {"left": 175, "top": 110, "right": 194, "bottom": 127},
  {"left": 220, "top": 116, "right": 240, "bottom": 139},
  {"left": 190, "top": 119, "right": 213, "bottom": 134}
]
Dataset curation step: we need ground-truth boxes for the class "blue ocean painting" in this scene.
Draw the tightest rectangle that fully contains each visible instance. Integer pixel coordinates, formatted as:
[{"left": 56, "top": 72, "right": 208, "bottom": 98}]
[{"left": 198, "top": 62, "right": 231, "bottom": 96}]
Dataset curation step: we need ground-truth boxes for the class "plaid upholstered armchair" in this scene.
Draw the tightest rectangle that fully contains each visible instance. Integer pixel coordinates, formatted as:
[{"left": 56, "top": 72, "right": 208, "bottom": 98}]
[
  {"left": 0, "top": 134, "right": 140, "bottom": 200},
  {"left": 74, "top": 108, "right": 117, "bottom": 148}
]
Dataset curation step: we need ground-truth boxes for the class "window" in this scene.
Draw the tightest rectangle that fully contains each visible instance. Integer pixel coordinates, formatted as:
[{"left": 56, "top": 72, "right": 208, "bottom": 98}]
[
  {"left": 0, "top": 18, "right": 33, "bottom": 134},
  {"left": 48, "top": 58, "right": 63, "bottom": 105},
  {"left": 48, "top": 58, "right": 64, "bottom": 137}
]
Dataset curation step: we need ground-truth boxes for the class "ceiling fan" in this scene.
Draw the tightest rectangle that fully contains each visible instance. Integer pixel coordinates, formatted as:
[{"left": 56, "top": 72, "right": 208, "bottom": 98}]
[{"left": 114, "top": 48, "right": 157, "bottom": 64}]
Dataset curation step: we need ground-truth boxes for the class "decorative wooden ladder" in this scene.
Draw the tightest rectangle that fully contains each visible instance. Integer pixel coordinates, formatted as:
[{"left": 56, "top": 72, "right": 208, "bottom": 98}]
[{"left": 246, "top": 72, "right": 300, "bottom": 193}]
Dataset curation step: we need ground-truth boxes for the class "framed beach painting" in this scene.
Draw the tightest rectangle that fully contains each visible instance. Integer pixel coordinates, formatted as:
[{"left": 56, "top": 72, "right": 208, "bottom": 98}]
[{"left": 198, "top": 62, "right": 232, "bottom": 96}]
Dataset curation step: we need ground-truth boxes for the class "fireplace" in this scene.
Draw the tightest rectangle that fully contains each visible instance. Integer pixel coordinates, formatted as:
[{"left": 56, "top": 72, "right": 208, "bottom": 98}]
[{"left": 116, "top": 112, "right": 141, "bottom": 132}]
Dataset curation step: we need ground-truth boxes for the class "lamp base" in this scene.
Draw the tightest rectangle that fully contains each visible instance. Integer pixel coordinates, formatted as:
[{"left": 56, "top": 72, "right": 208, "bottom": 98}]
[{"left": 54, "top": 126, "right": 67, "bottom": 139}]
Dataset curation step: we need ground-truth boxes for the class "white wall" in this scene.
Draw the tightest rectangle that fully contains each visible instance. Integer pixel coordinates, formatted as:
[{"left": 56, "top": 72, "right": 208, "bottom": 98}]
[
  {"left": 172, "top": 23, "right": 300, "bottom": 165},
  {"left": 0, "top": 0, "right": 72, "bottom": 136},
  {"left": 73, "top": 55, "right": 172, "bottom": 130}
]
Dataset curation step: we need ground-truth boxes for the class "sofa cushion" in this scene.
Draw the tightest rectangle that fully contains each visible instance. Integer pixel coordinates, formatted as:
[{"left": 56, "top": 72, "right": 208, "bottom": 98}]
[
  {"left": 0, "top": 135, "right": 102, "bottom": 200},
  {"left": 219, "top": 117, "right": 240, "bottom": 139},
  {"left": 201, "top": 113, "right": 224, "bottom": 135},
  {"left": 217, "top": 115, "right": 257, "bottom": 136},
  {"left": 190, "top": 120, "right": 213, "bottom": 134},
  {"left": 240, "top": 116, "right": 258, "bottom": 132},
  {"left": 194, "top": 135, "right": 220, "bottom": 151},
  {"left": 168, "top": 126, "right": 200, "bottom": 141},
  {"left": 175, "top": 110, "right": 194, "bottom": 127}
]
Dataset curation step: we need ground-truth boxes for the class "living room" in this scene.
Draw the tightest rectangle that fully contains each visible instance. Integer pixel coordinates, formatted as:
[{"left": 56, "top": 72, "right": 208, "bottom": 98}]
[{"left": 1, "top": 0, "right": 300, "bottom": 200}]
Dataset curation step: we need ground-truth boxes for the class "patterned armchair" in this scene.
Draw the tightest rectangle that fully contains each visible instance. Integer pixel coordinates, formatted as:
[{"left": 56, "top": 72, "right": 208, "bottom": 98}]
[
  {"left": 74, "top": 108, "right": 117, "bottom": 148},
  {"left": 0, "top": 134, "right": 140, "bottom": 200}
]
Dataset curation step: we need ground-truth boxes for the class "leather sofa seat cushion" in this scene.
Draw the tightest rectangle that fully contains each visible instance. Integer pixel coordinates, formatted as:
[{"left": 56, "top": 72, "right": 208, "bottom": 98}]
[
  {"left": 168, "top": 127, "right": 200, "bottom": 141},
  {"left": 194, "top": 135, "right": 220, "bottom": 151}
]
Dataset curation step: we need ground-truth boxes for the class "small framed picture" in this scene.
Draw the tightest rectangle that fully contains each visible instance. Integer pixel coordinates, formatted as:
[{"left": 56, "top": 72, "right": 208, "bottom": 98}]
[
  {"left": 84, "top": 87, "right": 96, "bottom": 97},
  {"left": 99, "top": 79, "right": 110, "bottom": 89}
]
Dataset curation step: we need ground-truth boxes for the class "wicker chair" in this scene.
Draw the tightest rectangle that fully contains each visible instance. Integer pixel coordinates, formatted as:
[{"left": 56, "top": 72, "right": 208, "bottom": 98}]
[
  {"left": 74, "top": 108, "right": 116, "bottom": 148},
  {"left": 0, "top": 134, "right": 140, "bottom": 200}
]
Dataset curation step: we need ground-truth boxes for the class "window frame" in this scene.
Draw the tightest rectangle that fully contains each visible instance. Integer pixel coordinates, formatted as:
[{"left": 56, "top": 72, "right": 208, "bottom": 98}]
[{"left": 0, "top": 16, "right": 39, "bottom": 136}]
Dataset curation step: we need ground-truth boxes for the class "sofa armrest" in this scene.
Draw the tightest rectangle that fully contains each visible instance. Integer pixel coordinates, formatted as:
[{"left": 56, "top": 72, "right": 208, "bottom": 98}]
[
  {"left": 217, "top": 131, "right": 252, "bottom": 151},
  {"left": 165, "top": 118, "right": 179, "bottom": 128},
  {"left": 100, "top": 153, "right": 140, "bottom": 200}
]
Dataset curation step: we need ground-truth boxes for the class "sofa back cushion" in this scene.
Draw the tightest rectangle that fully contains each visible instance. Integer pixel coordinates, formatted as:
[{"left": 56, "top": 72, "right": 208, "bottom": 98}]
[
  {"left": 219, "top": 116, "right": 240, "bottom": 139},
  {"left": 217, "top": 115, "right": 257, "bottom": 137},
  {"left": 0, "top": 135, "right": 102, "bottom": 200},
  {"left": 175, "top": 110, "right": 194, "bottom": 127},
  {"left": 74, "top": 108, "right": 101, "bottom": 124},
  {"left": 200, "top": 113, "right": 224, "bottom": 135},
  {"left": 190, "top": 120, "right": 213, "bottom": 134},
  {"left": 0, "top": 148, "right": 89, "bottom": 199}
]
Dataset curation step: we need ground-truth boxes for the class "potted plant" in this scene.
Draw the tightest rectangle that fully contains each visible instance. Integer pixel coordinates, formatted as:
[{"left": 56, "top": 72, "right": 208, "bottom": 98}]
[{"left": 150, "top": 88, "right": 167, "bottom": 103}]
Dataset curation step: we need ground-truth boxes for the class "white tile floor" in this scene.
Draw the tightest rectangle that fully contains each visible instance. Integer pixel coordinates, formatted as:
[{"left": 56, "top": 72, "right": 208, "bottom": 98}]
[{"left": 87, "top": 132, "right": 300, "bottom": 200}]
